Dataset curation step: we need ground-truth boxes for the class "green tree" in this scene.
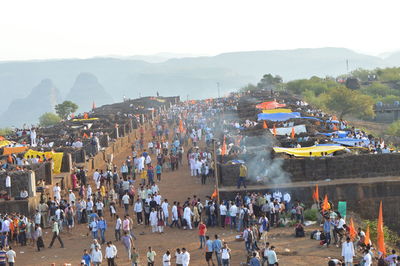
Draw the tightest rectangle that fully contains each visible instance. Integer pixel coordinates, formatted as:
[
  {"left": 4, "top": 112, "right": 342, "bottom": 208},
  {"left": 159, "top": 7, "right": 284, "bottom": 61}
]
[
  {"left": 0, "top": 128, "right": 12, "bottom": 136},
  {"left": 323, "top": 86, "right": 375, "bottom": 119},
  {"left": 238, "top": 83, "right": 258, "bottom": 93},
  {"left": 39, "top": 112, "right": 61, "bottom": 127},
  {"left": 257, "top": 74, "right": 282, "bottom": 90},
  {"left": 55, "top": 101, "right": 78, "bottom": 119}
]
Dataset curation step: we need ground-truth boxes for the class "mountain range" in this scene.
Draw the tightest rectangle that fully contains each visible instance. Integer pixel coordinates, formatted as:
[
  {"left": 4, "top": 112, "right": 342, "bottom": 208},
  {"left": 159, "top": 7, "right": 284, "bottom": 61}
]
[{"left": 2, "top": 47, "right": 400, "bottom": 127}]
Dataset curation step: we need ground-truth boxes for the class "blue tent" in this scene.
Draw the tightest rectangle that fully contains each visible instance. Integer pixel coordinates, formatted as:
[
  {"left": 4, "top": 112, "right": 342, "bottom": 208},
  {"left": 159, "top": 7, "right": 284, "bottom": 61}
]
[
  {"left": 332, "top": 138, "right": 370, "bottom": 146},
  {"left": 300, "top": 116, "right": 323, "bottom": 122},
  {"left": 257, "top": 112, "right": 301, "bottom": 121}
]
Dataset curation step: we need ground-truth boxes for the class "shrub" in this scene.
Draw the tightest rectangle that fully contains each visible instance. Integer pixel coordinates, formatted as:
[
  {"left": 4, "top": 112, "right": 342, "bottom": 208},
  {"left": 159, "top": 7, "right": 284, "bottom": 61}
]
[{"left": 304, "top": 209, "right": 318, "bottom": 221}]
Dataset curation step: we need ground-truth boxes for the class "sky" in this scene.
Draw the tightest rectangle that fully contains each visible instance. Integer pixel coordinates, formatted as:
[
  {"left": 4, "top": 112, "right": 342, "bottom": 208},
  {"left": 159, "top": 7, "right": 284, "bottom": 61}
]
[{"left": 1, "top": 0, "right": 400, "bottom": 61}]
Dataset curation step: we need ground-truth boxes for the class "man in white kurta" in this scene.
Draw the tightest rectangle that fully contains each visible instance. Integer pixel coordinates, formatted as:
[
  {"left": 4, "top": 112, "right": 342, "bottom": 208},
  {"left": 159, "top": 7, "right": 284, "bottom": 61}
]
[
  {"left": 149, "top": 209, "right": 158, "bottom": 233},
  {"left": 341, "top": 237, "right": 355, "bottom": 265},
  {"left": 183, "top": 206, "right": 193, "bottom": 230}
]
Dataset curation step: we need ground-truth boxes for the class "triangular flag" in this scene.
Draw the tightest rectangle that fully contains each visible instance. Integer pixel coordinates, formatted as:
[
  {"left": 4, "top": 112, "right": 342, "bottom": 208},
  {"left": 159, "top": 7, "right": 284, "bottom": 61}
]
[
  {"left": 82, "top": 133, "right": 89, "bottom": 139},
  {"left": 377, "top": 201, "right": 386, "bottom": 256},
  {"left": 349, "top": 218, "right": 357, "bottom": 241},
  {"left": 272, "top": 124, "right": 277, "bottom": 136},
  {"left": 333, "top": 124, "right": 338, "bottom": 131},
  {"left": 263, "top": 121, "right": 268, "bottom": 129},
  {"left": 179, "top": 119, "right": 184, "bottom": 133},
  {"left": 322, "top": 194, "right": 330, "bottom": 211},
  {"left": 291, "top": 127, "right": 295, "bottom": 139},
  {"left": 83, "top": 113, "right": 89, "bottom": 119},
  {"left": 364, "top": 224, "right": 370, "bottom": 246}
]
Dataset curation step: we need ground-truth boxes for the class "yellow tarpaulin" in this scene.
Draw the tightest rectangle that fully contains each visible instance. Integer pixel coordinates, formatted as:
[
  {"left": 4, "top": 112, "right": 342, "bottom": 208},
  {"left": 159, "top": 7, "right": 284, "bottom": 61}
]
[
  {"left": 262, "top": 109, "right": 292, "bottom": 114},
  {"left": 24, "top": 149, "right": 63, "bottom": 174},
  {"left": 273, "top": 146, "right": 346, "bottom": 157},
  {"left": 72, "top": 118, "right": 99, "bottom": 122},
  {"left": 0, "top": 140, "right": 12, "bottom": 148}
]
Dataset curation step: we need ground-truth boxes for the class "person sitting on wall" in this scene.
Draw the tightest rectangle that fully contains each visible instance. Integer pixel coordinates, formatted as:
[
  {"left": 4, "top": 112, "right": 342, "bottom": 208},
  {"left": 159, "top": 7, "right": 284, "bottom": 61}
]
[{"left": 15, "top": 189, "right": 29, "bottom": 200}]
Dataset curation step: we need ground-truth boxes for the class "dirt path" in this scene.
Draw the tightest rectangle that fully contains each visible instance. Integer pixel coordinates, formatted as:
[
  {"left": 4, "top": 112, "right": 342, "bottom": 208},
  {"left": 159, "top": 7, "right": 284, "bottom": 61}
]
[{"left": 17, "top": 131, "right": 344, "bottom": 265}]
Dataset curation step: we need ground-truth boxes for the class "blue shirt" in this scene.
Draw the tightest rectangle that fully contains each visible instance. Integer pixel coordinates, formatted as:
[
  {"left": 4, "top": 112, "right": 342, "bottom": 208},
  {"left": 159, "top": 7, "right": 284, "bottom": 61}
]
[
  {"left": 249, "top": 257, "right": 261, "bottom": 266},
  {"left": 323, "top": 220, "right": 331, "bottom": 233},
  {"left": 82, "top": 254, "right": 91, "bottom": 265},
  {"left": 212, "top": 239, "right": 222, "bottom": 253},
  {"left": 206, "top": 240, "right": 214, "bottom": 252},
  {"left": 98, "top": 220, "right": 107, "bottom": 230}
]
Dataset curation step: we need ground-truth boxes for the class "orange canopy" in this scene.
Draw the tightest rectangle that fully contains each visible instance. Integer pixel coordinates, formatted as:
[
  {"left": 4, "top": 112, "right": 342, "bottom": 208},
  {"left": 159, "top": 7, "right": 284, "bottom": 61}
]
[
  {"left": 3, "top": 146, "right": 28, "bottom": 155},
  {"left": 256, "top": 101, "right": 286, "bottom": 110}
]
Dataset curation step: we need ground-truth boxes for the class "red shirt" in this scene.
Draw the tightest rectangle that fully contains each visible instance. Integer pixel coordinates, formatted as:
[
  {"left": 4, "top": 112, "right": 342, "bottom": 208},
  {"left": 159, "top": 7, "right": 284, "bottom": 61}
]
[{"left": 198, "top": 223, "right": 207, "bottom": 236}]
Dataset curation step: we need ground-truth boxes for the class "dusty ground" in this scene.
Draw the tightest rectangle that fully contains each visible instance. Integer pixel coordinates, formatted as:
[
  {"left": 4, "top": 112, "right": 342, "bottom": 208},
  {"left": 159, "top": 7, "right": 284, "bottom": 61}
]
[{"left": 16, "top": 133, "right": 348, "bottom": 266}]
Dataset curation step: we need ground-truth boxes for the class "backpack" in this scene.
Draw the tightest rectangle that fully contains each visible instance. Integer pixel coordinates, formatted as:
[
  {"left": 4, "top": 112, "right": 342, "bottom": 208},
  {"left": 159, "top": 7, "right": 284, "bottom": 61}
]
[{"left": 247, "top": 230, "right": 253, "bottom": 243}]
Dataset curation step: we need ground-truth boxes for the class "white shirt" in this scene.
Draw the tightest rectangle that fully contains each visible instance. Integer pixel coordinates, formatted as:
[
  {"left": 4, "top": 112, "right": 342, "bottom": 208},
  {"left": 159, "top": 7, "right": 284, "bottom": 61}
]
[
  {"left": 122, "top": 194, "right": 130, "bottom": 204},
  {"left": 163, "top": 253, "right": 171, "bottom": 266},
  {"left": 53, "top": 186, "right": 61, "bottom": 200},
  {"left": 221, "top": 248, "right": 230, "bottom": 260},
  {"left": 283, "top": 193, "right": 291, "bottom": 203},
  {"left": 5, "top": 176, "right": 11, "bottom": 188},
  {"left": 6, "top": 250, "right": 16, "bottom": 262},
  {"left": 91, "top": 249, "right": 103, "bottom": 262},
  {"left": 181, "top": 251, "right": 190, "bottom": 266},
  {"left": 229, "top": 205, "right": 238, "bottom": 216},
  {"left": 87, "top": 200, "right": 93, "bottom": 211},
  {"left": 134, "top": 202, "right": 143, "bottom": 213},
  {"left": 175, "top": 252, "right": 182, "bottom": 264},
  {"left": 363, "top": 253, "right": 372, "bottom": 266},
  {"left": 161, "top": 202, "right": 169, "bottom": 217},
  {"left": 172, "top": 205, "right": 178, "bottom": 220},
  {"left": 115, "top": 218, "right": 122, "bottom": 230},
  {"left": 96, "top": 202, "right": 104, "bottom": 210},
  {"left": 220, "top": 205, "right": 227, "bottom": 216},
  {"left": 154, "top": 195, "right": 162, "bottom": 205},
  {"left": 69, "top": 193, "right": 76, "bottom": 204},
  {"left": 105, "top": 245, "right": 117, "bottom": 258}
]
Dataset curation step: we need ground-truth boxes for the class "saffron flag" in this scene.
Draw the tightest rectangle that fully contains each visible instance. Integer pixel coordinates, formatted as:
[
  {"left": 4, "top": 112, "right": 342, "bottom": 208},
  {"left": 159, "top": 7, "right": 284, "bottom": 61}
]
[
  {"left": 179, "top": 119, "right": 184, "bottom": 133},
  {"left": 211, "top": 188, "right": 218, "bottom": 199},
  {"left": 291, "top": 127, "right": 295, "bottom": 139},
  {"left": 349, "top": 218, "right": 357, "bottom": 241},
  {"left": 322, "top": 194, "right": 330, "bottom": 211},
  {"left": 364, "top": 224, "right": 370, "bottom": 246},
  {"left": 221, "top": 137, "right": 227, "bottom": 156},
  {"left": 263, "top": 121, "right": 268, "bottom": 129},
  {"left": 377, "top": 201, "right": 386, "bottom": 256},
  {"left": 272, "top": 124, "right": 277, "bottom": 136},
  {"left": 312, "top": 184, "right": 319, "bottom": 201}
]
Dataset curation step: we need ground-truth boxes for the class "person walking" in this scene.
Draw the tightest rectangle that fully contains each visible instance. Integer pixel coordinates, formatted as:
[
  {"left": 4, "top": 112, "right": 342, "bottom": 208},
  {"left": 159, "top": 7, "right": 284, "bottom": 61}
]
[
  {"left": 104, "top": 241, "right": 117, "bottom": 266},
  {"left": 91, "top": 245, "right": 103, "bottom": 266},
  {"left": 266, "top": 245, "right": 278, "bottom": 266},
  {"left": 98, "top": 217, "right": 108, "bottom": 244},
  {"left": 198, "top": 221, "right": 207, "bottom": 249},
  {"left": 0, "top": 246, "right": 6, "bottom": 266},
  {"left": 115, "top": 215, "right": 122, "bottom": 241},
  {"left": 146, "top": 246, "right": 156, "bottom": 266},
  {"left": 175, "top": 248, "right": 183, "bottom": 266},
  {"left": 134, "top": 199, "right": 143, "bottom": 225},
  {"left": 5, "top": 246, "right": 16, "bottom": 266},
  {"left": 181, "top": 248, "right": 190, "bottom": 266},
  {"left": 48, "top": 219, "right": 64, "bottom": 248},
  {"left": 221, "top": 242, "right": 231, "bottom": 266},
  {"left": 121, "top": 231, "right": 133, "bottom": 261},
  {"left": 163, "top": 250, "right": 171, "bottom": 266},
  {"left": 213, "top": 235, "right": 223, "bottom": 266},
  {"left": 131, "top": 247, "right": 139, "bottom": 266},
  {"left": 205, "top": 236, "right": 215, "bottom": 266},
  {"left": 341, "top": 237, "right": 355, "bottom": 266}
]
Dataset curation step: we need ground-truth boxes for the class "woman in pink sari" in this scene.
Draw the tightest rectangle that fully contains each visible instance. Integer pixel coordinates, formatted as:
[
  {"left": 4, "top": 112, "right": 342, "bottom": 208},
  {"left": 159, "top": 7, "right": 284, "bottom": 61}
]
[{"left": 71, "top": 173, "right": 78, "bottom": 190}]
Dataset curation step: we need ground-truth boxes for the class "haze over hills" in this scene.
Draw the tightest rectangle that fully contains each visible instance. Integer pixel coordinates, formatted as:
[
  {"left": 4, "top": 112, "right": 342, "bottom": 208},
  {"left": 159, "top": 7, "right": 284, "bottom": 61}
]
[{"left": 2, "top": 47, "right": 400, "bottom": 127}]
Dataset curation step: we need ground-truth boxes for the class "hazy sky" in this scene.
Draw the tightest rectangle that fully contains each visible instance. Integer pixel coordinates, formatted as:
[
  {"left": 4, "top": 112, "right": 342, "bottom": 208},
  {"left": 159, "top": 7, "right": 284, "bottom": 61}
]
[{"left": 1, "top": 0, "right": 400, "bottom": 61}]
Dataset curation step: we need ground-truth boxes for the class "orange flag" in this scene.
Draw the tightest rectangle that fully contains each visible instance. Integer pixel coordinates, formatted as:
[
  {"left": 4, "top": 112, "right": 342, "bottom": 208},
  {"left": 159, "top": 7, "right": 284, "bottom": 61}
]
[
  {"left": 349, "top": 218, "right": 357, "bottom": 241},
  {"left": 263, "top": 121, "right": 268, "bottom": 129},
  {"left": 312, "top": 184, "right": 319, "bottom": 201},
  {"left": 333, "top": 124, "right": 338, "bottom": 131},
  {"left": 83, "top": 113, "right": 89, "bottom": 119},
  {"left": 377, "top": 201, "right": 386, "bottom": 256},
  {"left": 272, "top": 124, "right": 277, "bottom": 136},
  {"left": 179, "top": 119, "right": 184, "bottom": 133},
  {"left": 322, "top": 194, "right": 330, "bottom": 211},
  {"left": 221, "top": 137, "right": 227, "bottom": 156},
  {"left": 82, "top": 132, "right": 89, "bottom": 139},
  {"left": 211, "top": 188, "right": 218, "bottom": 199},
  {"left": 291, "top": 127, "right": 295, "bottom": 139},
  {"left": 364, "top": 224, "right": 370, "bottom": 246}
]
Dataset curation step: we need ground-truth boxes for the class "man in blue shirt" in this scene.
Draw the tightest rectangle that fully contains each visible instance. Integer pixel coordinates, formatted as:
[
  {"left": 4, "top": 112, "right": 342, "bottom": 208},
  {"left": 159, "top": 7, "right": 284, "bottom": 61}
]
[
  {"left": 212, "top": 234, "right": 222, "bottom": 266},
  {"left": 98, "top": 217, "right": 107, "bottom": 244},
  {"left": 205, "top": 236, "right": 215, "bottom": 266},
  {"left": 82, "top": 249, "right": 91, "bottom": 266},
  {"left": 323, "top": 217, "right": 333, "bottom": 247},
  {"left": 249, "top": 252, "right": 260, "bottom": 266}
]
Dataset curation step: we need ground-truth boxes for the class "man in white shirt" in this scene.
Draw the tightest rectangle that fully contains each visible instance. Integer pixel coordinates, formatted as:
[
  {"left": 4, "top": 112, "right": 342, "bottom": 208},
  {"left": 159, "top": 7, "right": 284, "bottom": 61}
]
[
  {"left": 183, "top": 205, "right": 193, "bottom": 230},
  {"left": 91, "top": 245, "right": 103, "bottom": 266},
  {"left": 90, "top": 218, "right": 99, "bottom": 240},
  {"left": 171, "top": 202, "right": 179, "bottom": 228},
  {"left": 161, "top": 199, "right": 170, "bottom": 226},
  {"left": 219, "top": 204, "right": 227, "bottom": 228},
  {"left": 341, "top": 237, "right": 355, "bottom": 265},
  {"left": 229, "top": 203, "right": 238, "bottom": 229},
  {"left": 104, "top": 241, "right": 117, "bottom": 265},
  {"left": 122, "top": 193, "right": 130, "bottom": 214},
  {"left": 115, "top": 215, "right": 122, "bottom": 241},
  {"left": 6, "top": 246, "right": 16, "bottom": 266},
  {"left": 68, "top": 190, "right": 76, "bottom": 205},
  {"left": 134, "top": 199, "right": 143, "bottom": 224},
  {"left": 5, "top": 175, "right": 11, "bottom": 197},
  {"left": 53, "top": 183, "right": 61, "bottom": 202},
  {"left": 181, "top": 248, "right": 190, "bottom": 266}
]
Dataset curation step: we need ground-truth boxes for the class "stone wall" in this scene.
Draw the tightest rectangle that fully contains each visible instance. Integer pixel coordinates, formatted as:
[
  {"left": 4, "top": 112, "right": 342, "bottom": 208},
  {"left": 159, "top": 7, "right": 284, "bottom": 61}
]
[
  {"left": 0, "top": 171, "right": 31, "bottom": 197},
  {"left": 219, "top": 179, "right": 400, "bottom": 233},
  {"left": 220, "top": 153, "right": 400, "bottom": 186}
]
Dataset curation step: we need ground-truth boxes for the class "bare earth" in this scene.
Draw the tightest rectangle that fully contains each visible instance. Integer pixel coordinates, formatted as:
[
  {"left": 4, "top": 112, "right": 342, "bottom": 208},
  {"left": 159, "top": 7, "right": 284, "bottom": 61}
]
[{"left": 16, "top": 139, "right": 344, "bottom": 266}]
